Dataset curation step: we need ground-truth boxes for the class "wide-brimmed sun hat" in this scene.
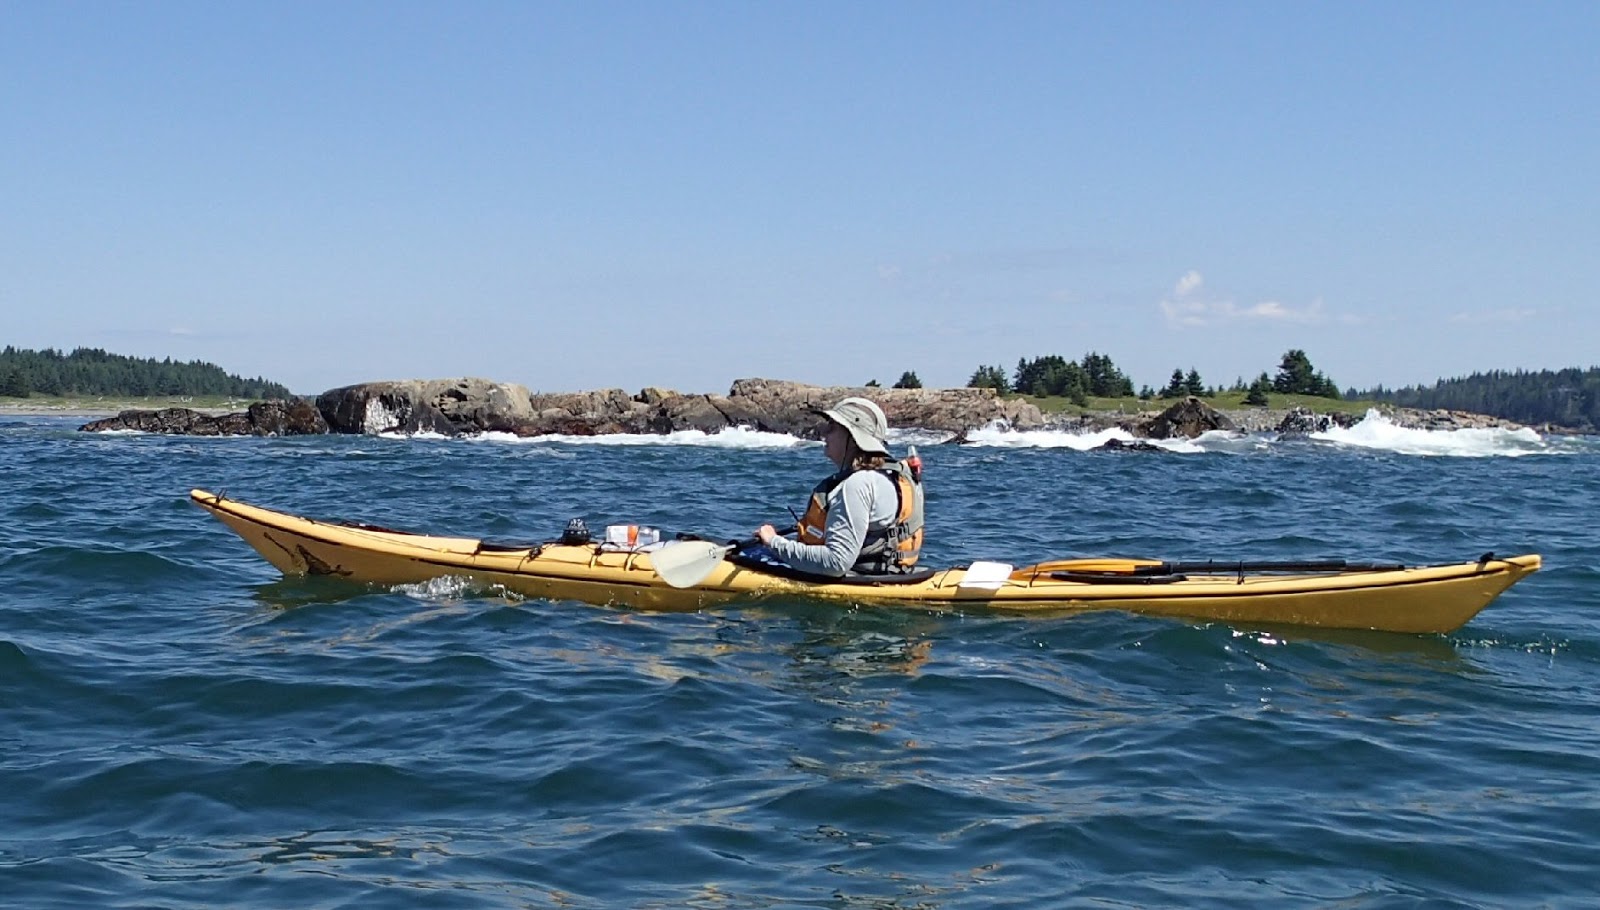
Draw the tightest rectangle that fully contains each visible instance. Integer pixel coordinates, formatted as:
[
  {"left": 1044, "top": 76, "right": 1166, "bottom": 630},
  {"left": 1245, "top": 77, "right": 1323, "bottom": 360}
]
[{"left": 818, "top": 397, "right": 890, "bottom": 455}]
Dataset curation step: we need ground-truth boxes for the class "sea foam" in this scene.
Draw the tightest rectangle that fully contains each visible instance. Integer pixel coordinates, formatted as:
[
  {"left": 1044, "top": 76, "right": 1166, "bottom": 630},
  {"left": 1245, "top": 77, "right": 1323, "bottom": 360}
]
[
  {"left": 1312, "top": 409, "right": 1551, "bottom": 458},
  {"left": 395, "top": 412, "right": 1576, "bottom": 458}
]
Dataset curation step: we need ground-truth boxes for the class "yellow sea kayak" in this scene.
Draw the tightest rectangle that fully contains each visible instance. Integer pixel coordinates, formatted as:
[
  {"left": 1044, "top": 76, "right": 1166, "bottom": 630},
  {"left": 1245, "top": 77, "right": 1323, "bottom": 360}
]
[{"left": 190, "top": 489, "right": 1539, "bottom": 634}]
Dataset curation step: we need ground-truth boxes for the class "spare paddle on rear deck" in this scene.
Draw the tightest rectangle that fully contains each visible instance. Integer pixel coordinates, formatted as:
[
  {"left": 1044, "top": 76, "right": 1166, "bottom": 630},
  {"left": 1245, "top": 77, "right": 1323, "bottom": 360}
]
[{"left": 1046, "top": 557, "right": 1408, "bottom": 583}]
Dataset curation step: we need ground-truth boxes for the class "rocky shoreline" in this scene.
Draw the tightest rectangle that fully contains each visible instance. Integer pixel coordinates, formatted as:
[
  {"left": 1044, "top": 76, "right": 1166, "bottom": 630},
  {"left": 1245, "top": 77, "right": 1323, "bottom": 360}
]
[{"left": 75, "top": 377, "right": 1527, "bottom": 441}]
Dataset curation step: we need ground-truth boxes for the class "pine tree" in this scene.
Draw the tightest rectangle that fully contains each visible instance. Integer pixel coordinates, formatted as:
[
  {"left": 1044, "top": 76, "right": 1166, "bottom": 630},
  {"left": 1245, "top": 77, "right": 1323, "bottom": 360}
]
[
  {"left": 1245, "top": 373, "right": 1272, "bottom": 406},
  {"left": 1274, "top": 350, "right": 1316, "bottom": 394},
  {"left": 0, "top": 366, "right": 30, "bottom": 397},
  {"left": 966, "top": 364, "right": 1010, "bottom": 393}
]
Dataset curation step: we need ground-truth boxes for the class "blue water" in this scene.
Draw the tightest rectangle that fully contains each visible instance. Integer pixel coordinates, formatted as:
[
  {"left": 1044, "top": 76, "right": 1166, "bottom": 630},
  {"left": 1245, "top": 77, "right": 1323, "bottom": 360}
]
[{"left": 3, "top": 415, "right": 1599, "bottom": 908}]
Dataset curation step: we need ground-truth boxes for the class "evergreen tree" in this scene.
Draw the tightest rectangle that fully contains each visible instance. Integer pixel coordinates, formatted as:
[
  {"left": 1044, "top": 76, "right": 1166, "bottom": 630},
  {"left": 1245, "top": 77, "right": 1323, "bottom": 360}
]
[
  {"left": 1081, "top": 351, "right": 1135, "bottom": 397},
  {"left": 1012, "top": 352, "right": 1133, "bottom": 400},
  {"left": 0, "top": 366, "right": 30, "bottom": 397},
  {"left": 1184, "top": 368, "right": 1204, "bottom": 397},
  {"left": 1013, "top": 355, "right": 1069, "bottom": 396},
  {"left": 1160, "top": 369, "right": 1186, "bottom": 399},
  {"left": 892, "top": 371, "right": 922, "bottom": 389},
  {"left": 1244, "top": 373, "right": 1272, "bottom": 406},
  {"left": 1273, "top": 349, "right": 1316, "bottom": 393},
  {"left": 967, "top": 364, "right": 1010, "bottom": 393},
  {"left": 1352, "top": 366, "right": 1600, "bottom": 430},
  {"left": 1272, "top": 349, "right": 1340, "bottom": 398},
  {"left": 0, "top": 347, "right": 292, "bottom": 397}
]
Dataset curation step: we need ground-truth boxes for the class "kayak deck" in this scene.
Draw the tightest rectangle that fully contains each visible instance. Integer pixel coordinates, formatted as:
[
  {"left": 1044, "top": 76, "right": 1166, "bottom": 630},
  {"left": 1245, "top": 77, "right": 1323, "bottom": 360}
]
[{"left": 189, "top": 489, "right": 1540, "bottom": 634}]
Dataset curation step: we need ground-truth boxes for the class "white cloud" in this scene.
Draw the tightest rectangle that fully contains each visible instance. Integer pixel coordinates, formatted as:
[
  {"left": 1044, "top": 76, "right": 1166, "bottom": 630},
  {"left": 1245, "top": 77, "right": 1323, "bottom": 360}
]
[
  {"left": 1160, "top": 273, "right": 1331, "bottom": 328},
  {"left": 1448, "top": 308, "right": 1536, "bottom": 324},
  {"left": 876, "top": 264, "right": 902, "bottom": 281}
]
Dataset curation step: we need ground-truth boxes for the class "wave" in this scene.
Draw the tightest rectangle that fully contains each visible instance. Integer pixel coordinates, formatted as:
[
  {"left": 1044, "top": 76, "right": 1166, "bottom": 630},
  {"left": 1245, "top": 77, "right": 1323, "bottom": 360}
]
[
  {"left": 425, "top": 415, "right": 1592, "bottom": 457},
  {"left": 444, "top": 406, "right": 1584, "bottom": 456},
  {"left": 1308, "top": 409, "right": 1563, "bottom": 458},
  {"left": 465, "top": 425, "right": 811, "bottom": 450},
  {"left": 63, "top": 411, "right": 1597, "bottom": 458},
  {"left": 958, "top": 423, "right": 1210, "bottom": 453}
]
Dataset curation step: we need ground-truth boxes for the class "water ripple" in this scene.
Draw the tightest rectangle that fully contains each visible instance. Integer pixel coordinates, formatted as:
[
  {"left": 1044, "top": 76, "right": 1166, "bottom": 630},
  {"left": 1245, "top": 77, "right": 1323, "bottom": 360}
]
[{"left": 2, "top": 417, "right": 1597, "bottom": 907}]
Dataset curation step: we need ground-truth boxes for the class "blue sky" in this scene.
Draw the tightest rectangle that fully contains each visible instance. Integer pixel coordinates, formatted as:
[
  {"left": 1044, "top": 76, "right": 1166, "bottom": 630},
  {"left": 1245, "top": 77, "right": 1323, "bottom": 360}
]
[{"left": 5, "top": 2, "right": 1595, "bottom": 395}]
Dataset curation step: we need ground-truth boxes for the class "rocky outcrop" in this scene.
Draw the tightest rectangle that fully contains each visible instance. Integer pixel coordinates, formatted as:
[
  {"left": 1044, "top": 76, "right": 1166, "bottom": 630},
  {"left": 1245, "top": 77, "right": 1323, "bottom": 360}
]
[
  {"left": 1274, "top": 407, "right": 1360, "bottom": 435},
  {"left": 246, "top": 399, "right": 331, "bottom": 436},
  {"left": 76, "top": 376, "right": 1528, "bottom": 441},
  {"left": 1398, "top": 408, "right": 1520, "bottom": 432},
  {"left": 1095, "top": 438, "right": 1165, "bottom": 452},
  {"left": 78, "top": 399, "right": 327, "bottom": 436},
  {"left": 317, "top": 378, "right": 534, "bottom": 435},
  {"left": 1139, "top": 397, "right": 1237, "bottom": 439},
  {"left": 517, "top": 379, "right": 1048, "bottom": 438},
  {"left": 722, "top": 378, "right": 1046, "bottom": 434},
  {"left": 519, "top": 389, "right": 646, "bottom": 435},
  {"left": 78, "top": 377, "right": 1046, "bottom": 438}
]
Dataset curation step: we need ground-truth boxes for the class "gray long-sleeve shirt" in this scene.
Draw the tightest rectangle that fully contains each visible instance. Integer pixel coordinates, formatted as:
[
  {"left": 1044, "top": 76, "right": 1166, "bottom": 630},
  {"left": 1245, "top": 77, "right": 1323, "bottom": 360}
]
[{"left": 766, "top": 469, "right": 898, "bottom": 576}]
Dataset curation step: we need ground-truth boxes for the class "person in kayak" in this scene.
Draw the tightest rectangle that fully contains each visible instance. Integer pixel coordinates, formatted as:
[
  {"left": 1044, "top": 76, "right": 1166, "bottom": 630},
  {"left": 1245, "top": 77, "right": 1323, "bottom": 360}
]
[{"left": 754, "top": 396, "right": 924, "bottom": 577}]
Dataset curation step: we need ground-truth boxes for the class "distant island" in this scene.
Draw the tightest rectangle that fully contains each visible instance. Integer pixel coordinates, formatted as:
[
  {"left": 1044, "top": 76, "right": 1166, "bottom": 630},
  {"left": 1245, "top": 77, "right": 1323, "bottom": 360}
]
[
  {"left": 0, "top": 346, "right": 289, "bottom": 400},
  {"left": 3, "top": 345, "right": 1595, "bottom": 433}
]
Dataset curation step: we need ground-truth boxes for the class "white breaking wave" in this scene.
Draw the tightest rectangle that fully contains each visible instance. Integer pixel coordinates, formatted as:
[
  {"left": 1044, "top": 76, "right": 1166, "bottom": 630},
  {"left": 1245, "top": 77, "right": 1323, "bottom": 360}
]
[
  {"left": 468, "top": 425, "right": 808, "bottom": 450},
  {"left": 1311, "top": 409, "right": 1551, "bottom": 458},
  {"left": 960, "top": 422, "right": 1205, "bottom": 454},
  {"left": 378, "top": 412, "right": 1573, "bottom": 458}
]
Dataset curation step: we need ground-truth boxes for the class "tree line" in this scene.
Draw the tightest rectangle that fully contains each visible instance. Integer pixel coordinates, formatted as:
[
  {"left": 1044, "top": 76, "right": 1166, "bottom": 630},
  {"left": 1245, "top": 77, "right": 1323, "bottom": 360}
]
[
  {"left": 967, "top": 353, "right": 1135, "bottom": 405},
  {"left": 1352, "top": 368, "right": 1600, "bottom": 431},
  {"left": 965, "top": 349, "right": 1341, "bottom": 405},
  {"left": 0, "top": 346, "right": 292, "bottom": 399}
]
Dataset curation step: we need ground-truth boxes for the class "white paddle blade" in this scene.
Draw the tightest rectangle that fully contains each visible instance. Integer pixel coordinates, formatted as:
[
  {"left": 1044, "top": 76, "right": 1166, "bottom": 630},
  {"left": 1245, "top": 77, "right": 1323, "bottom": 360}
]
[{"left": 651, "top": 540, "right": 734, "bottom": 589}]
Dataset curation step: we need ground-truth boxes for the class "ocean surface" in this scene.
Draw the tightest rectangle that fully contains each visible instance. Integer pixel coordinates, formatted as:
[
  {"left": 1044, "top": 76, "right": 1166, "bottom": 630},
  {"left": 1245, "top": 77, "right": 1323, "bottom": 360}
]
[{"left": 3, "top": 412, "right": 1598, "bottom": 908}]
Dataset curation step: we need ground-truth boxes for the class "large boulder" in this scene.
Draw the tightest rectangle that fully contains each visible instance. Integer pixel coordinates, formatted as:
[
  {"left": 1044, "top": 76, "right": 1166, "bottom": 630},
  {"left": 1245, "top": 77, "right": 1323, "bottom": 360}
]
[
  {"left": 1141, "top": 397, "right": 1237, "bottom": 439},
  {"left": 316, "top": 378, "right": 532, "bottom": 435},
  {"left": 522, "top": 388, "right": 652, "bottom": 435},
  {"left": 247, "top": 399, "right": 329, "bottom": 435},
  {"left": 431, "top": 378, "right": 536, "bottom": 432},
  {"left": 1275, "top": 407, "right": 1356, "bottom": 435},
  {"left": 648, "top": 394, "right": 734, "bottom": 434}
]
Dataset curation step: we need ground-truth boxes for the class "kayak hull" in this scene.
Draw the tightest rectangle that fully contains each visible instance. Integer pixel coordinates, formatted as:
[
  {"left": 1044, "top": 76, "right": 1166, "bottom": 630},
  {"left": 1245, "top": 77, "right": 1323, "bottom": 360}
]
[{"left": 190, "top": 489, "right": 1540, "bottom": 634}]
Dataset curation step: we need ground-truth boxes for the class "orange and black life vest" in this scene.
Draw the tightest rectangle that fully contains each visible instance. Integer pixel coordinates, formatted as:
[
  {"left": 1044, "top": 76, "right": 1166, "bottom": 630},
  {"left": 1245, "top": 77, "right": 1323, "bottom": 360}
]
[{"left": 796, "top": 451, "right": 924, "bottom": 573}]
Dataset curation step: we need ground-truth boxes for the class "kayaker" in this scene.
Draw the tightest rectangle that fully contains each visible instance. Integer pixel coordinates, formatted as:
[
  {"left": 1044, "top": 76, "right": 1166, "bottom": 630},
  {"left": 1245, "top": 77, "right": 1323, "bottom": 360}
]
[{"left": 754, "top": 396, "right": 924, "bottom": 576}]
